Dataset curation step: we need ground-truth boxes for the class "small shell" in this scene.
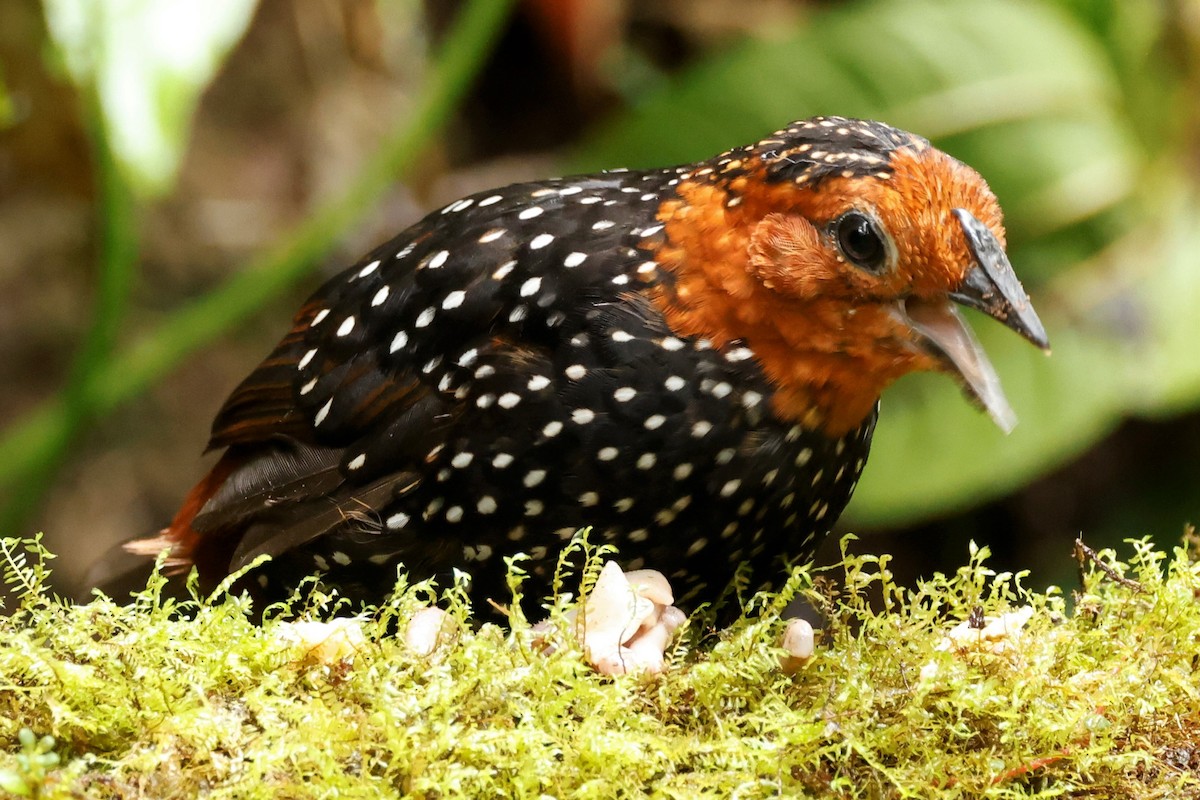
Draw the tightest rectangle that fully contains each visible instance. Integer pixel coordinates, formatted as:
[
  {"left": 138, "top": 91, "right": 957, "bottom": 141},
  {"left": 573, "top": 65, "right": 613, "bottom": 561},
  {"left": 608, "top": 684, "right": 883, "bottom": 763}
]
[
  {"left": 779, "top": 617, "right": 815, "bottom": 674},
  {"left": 623, "top": 569, "right": 675, "bottom": 606},
  {"left": 405, "top": 606, "right": 453, "bottom": 657},
  {"left": 275, "top": 618, "right": 367, "bottom": 664}
]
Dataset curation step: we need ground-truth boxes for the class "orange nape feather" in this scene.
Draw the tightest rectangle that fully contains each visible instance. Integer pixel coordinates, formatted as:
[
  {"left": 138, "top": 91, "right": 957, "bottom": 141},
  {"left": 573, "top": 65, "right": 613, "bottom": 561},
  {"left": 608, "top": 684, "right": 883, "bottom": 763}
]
[{"left": 649, "top": 145, "right": 1004, "bottom": 436}]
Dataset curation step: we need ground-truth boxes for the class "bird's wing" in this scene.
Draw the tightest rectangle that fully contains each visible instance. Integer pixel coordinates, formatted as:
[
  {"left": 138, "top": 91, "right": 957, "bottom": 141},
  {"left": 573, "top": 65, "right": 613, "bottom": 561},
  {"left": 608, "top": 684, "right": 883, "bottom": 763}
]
[{"left": 148, "top": 176, "right": 660, "bottom": 569}]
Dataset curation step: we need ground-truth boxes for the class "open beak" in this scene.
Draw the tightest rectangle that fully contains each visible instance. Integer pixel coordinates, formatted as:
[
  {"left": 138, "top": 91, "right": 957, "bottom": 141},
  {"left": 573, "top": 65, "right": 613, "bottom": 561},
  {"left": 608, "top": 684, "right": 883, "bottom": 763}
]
[{"left": 901, "top": 209, "right": 1050, "bottom": 434}]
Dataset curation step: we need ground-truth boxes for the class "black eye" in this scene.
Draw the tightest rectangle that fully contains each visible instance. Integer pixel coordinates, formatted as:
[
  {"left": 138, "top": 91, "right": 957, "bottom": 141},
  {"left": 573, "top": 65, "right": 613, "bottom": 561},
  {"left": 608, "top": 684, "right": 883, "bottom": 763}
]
[{"left": 834, "top": 212, "right": 888, "bottom": 272}]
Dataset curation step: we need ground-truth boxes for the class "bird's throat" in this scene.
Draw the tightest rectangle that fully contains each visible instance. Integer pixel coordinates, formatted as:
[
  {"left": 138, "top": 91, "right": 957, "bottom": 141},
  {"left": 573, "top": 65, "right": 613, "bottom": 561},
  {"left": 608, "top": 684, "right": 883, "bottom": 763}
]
[{"left": 649, "top": 181, "right": 931, "bottom": 437}]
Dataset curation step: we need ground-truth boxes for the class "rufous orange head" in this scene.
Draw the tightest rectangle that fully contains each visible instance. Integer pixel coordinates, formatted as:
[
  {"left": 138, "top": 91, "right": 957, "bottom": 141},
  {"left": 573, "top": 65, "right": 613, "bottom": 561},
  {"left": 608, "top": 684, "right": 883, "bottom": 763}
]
[{"left": 651, "top": 116, "right": 1049, "bottom": 436}]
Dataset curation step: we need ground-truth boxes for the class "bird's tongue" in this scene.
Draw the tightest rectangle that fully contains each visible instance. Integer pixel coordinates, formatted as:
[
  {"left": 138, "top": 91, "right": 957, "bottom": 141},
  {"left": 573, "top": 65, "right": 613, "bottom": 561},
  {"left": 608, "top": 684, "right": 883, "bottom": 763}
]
[{"left": 903, "top": 297, "right": 1017, "bottom": 433}]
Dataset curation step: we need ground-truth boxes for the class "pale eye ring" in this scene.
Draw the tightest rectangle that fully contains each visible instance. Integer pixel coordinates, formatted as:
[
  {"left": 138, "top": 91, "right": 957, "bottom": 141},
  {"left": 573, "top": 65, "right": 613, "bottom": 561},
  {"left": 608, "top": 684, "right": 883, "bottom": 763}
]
[{"left": 833, "top": 211, "right": 888, "bottom": 273}]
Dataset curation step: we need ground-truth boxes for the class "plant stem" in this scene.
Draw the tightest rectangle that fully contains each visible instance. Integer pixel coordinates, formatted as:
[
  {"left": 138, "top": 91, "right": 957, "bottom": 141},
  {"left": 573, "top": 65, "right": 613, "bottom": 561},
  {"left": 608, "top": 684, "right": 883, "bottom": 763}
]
[{"left": 0, "top": 84, "right": 138, "bottom": 535}]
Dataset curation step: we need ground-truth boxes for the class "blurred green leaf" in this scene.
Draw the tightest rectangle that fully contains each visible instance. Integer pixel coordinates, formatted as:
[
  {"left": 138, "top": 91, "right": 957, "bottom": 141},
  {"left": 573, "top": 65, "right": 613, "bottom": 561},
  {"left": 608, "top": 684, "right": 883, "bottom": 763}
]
[
  {"left": 573, "top": 0, "right": 1138, "bottom": 244},
  {"left": 42, "top": 0, "right": 257, "bottom": 197},
  {"left": 572, "top": 0, "right": 1154, "bottom": 527},
  {"left": 0, "top": 66, "right": 15, "bottom": 130}
]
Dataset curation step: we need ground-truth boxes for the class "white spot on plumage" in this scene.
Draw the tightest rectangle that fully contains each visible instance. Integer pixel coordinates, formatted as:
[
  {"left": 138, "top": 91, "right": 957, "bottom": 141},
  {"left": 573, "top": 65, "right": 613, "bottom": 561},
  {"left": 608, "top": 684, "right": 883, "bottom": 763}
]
[
  {"left": 478, "top": 194, "right": 503, "bottom": 207},
  {"left": 525, "top": 500, "right": 544, "bottom": 517},
  {"left": 476, "top": 394, "right": 495, "bottom": 408},
  {"left": 477, "top": 496, "right": 497, "bottom": 514},
  {"left": 446, "top": 506, "right": 464, "bottom": 523},
  {"left": 542, "top": 420, "right": 563, "bottom": 437},
  {"left": 498, "top": 392, "right": 521, "bottom": 409},
  {"left": 300, "top": 378, "right": 317, "bottom": 395},
  {"left": 664, "top": 375, "right": 685, "bottom": 392},
  {"left": 636, "top": 453, "right": 656, "bottom": 470},
  {"left": 474, "top": 364, "right": 495, "bottom": 379},
  {"left": 298, "top": 348, "right": 317, "bottom": 370},
  {"left": 347, "top": 454, "right": 366, "bottom": 471},
  {"left": 523, "top": 469, "right": 546, "bottom": 488},
  {"left": 357, "top": 259, "right": 380, "bottom": 278},
  {"left": 640, "top": 224, "right": 663, "bottom": 236},
  {"left": 441, "top": 290, "right": 465, "bottom": 310},
  {"left": 520, "top": 277, "right": 542, "bottom": 297},
  {"left": 493, "top": 453, "right": 514, "bottom": 469},
  {"left": 463, "top": 544, "right": 493, "bottom": 561},
  {"left": 644, "top": 414, "right": 666, "bottom": 430},
  {"left": 332, "top": 551, "right": 352, "bottom": 566},
  {"left": 710, "top": 381, "right": 733, "bottom": 398},
  {"left": 563, "top": 252, "right": 587, "bottom": 268},
  {"left": 313, "top": 555, "right": 329, "bottom": 571},
  {"left": 597, "top": 446, "right": 619, "bottom": 461},
  {"left": 579, "top": 491, "right": 599, "bottom": 507},
  {"left": 565, "top": 364, "right": 586, "bottom": 380},
  {"left": 386, "top": 512, "right": 410, "bottom": 529},
  {"left": 527, "top": 374, "right": 550, "bottom": 391},
  {"left": 613, "top": 386, "right": 636, "bottom": 402},
  {"left": 687, "top": 538, "right": 708, "bottom": 556},
  {"left": 691, "top": 421, "right": 712, "bottom": 438},
  {"left": 720, "top": 479, "right": 742, "bottom": 497},
  {"left": 310, "top": 309, "right": 329, "bottom": 327},
  {"left": 389, "top": 331, "right": 408, "bottom": 353},
  {"left": 530, "top": 233, "right": 554, "bottom": 250},
  {"left": 673, "top": 463, "right": 693, "bottom": 480},
  {"left": 427, "top": 250, "right": 449, "bottom": 269},
  {"left": 796, "top": 448, "right": 813, "bottom": 466},
  {"left": 611, "top": 330, "right": 633, "bottom": 343},
  {"left": 479, "top": 228, "right": 506, "bottom": 243},
  {"left": 660, "top": 337, "right": 684, "bottom": 351},
  {"left": 725, "top": 347, "right": 754, "bottom": 362},
  {"left": 572, "top": 408, "right": 595, "bottom": 424},
  {"left": 592, "top": 220, "right": 615, "bottom": 230},
  {"left": 415, "top": 307, "right": 435, "bottom": 327},
  {"left": 451, "top": 452, "right": 474, "bottom": 469},
  {"left": 371, "top": 286, "right": 390, "bottom": 307},
  {"left": 314, "top": 399, "right": 332, "bottom": 426},
  {"left": 518, "top": 206, "right": 544, "bottom": 220}
]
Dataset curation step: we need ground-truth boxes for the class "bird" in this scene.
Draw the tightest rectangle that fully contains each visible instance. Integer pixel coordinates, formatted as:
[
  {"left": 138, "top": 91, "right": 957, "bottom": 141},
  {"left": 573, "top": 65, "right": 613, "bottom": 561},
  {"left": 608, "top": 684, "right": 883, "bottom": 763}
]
[{"left": 118, "top": 116, "right": 1049, "bottom": 618}]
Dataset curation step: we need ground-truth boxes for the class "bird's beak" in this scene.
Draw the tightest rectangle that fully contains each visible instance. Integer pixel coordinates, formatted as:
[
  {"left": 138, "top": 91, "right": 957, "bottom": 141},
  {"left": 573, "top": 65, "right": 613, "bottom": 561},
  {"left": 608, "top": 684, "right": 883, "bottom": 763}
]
[{"left": 899, "top": 209, "right": 1050, "bottom": 434}]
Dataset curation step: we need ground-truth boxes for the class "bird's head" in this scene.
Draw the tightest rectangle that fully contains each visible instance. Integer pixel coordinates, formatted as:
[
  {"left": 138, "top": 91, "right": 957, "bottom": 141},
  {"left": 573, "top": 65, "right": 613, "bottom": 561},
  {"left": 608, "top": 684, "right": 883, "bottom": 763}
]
[{"left": 652, "top": 116, "right": 1049, "bottom": 436}]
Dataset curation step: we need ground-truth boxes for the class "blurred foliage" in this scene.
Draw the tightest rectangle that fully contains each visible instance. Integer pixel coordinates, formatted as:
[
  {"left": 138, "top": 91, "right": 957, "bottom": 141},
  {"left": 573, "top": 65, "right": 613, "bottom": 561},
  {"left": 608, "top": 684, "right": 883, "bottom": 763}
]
[
  {"left": 43, "top": 0, "right": 257, "bottom": 197},
  {"left": 0, "top": 0, "right": 518, "bottom": 532},
  {"left": 575, "top": 0, "right": 1199, "bottom": 526}
]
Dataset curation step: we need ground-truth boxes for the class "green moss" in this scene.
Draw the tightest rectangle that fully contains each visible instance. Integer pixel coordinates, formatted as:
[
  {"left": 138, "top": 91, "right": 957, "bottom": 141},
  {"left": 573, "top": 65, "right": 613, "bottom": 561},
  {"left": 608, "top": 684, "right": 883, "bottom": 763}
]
[{"left": 2, "top": 533, "right": 1200, "bottom": 798}]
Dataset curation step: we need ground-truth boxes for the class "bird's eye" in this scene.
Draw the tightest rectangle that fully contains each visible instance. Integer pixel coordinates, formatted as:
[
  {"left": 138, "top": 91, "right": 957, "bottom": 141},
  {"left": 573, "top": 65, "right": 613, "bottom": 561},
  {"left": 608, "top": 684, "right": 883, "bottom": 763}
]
[{"left": 833, "top": 212, "right": 888, "bottom": 273}]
